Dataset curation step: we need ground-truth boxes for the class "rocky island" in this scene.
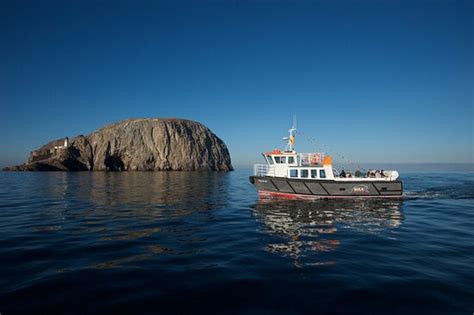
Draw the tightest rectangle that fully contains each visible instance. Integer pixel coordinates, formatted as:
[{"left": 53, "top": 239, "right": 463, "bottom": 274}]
[{"left": 4, "top": 118, "right": 233, "bottom": 171}]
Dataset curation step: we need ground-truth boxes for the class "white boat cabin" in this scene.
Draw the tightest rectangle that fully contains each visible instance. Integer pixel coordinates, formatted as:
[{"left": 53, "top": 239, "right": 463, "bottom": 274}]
[
  {"left": 254, "top": 150, "right": 399, "bottom": 181},
  {"left": 253, "top": 123, "right": 399, "bottom": 181},
  {"left": 255, "top": 150, "right": 336, "bottom": 180}
]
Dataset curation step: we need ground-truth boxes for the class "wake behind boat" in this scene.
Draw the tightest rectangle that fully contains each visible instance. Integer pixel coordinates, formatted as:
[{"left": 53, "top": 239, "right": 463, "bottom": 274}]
[{"left": 249, "top": 122, "right": 403, "bottom": 199}]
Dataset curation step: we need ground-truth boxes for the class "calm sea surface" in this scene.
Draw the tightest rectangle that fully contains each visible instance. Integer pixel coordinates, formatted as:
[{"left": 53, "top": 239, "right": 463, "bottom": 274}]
[{"left": 0, "top": 169, "right": 473, "bottom": 314}]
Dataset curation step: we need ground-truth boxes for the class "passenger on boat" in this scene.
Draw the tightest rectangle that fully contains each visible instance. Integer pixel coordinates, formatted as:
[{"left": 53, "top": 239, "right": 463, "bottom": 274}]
[
  {"left": 355, "top": 169, "right": 362, "bottom": 177},
  {"left": 339, "top": 170, "right": 346, "bottom": 178}
]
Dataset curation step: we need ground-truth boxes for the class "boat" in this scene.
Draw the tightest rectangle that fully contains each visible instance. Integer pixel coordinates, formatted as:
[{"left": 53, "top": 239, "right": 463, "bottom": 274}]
[{"left": 249, "top": 122, "right": 403, "bottom": 199}]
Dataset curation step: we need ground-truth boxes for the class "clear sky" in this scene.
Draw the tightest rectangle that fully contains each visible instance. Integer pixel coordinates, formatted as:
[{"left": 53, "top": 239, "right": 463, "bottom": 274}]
[{"left": 1, "top": 0, "right": 473, "bottom": 168}]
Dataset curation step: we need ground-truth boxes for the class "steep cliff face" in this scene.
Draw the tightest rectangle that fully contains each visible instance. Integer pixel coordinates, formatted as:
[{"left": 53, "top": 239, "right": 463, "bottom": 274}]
[{"left": 4, "top": 119, "right": 233, "bottom": 171}]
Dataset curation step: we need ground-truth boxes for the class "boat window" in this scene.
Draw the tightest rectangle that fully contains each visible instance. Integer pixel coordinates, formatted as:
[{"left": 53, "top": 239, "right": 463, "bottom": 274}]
[
  {"left": 320, "top": 170, "right": 326, "bottom": 178},
  {"left": 289, "top": 169, "right": 298, "bottom": 178},
  {"left": 274, "top": 156, "right": 285, "bottom": 164},
  {"left": 266, "top": 156, "right": 274, "bottom": 165},
  {"left": 274, "top": 156, "right": 286, "bottom": 164},
  {"left": 311, "top": 169, "right": 318, "bottom": 178},
  {"left": 288, "top": 156, "right": 295, "bottom": 164},
  {"left": 301, "top": 169, "right": 309, "bottom": 178}
]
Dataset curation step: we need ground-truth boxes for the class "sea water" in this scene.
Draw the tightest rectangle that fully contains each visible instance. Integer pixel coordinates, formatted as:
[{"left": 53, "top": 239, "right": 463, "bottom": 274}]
[{"left": 0, "top": 169, "right": 473, "bottom": 314}]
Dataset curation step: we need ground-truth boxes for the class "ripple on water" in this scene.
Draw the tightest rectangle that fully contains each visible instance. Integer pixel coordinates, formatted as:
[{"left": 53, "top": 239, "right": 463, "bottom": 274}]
[{"left": 0, "top": 171, "right": 473, "bottom": 314}]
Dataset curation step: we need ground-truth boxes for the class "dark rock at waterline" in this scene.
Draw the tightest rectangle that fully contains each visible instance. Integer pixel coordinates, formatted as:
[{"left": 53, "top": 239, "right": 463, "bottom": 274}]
[{"left": 3, "top": 118, "right": 233, "bottom": 171}]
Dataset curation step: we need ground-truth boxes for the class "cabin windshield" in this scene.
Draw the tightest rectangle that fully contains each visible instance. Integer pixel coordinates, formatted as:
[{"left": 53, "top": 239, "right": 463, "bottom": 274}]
[
  {"left": 274, "top": 156, "right": 286, "bottom": 164},
  {"left": 266, "top": 155, "right": 274, "bottom": 165}
]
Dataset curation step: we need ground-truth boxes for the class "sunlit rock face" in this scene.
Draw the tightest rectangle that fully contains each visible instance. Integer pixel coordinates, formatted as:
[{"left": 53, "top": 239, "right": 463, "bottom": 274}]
[{"left": 4, "top": 118, "right": 233, "bottom": 171}]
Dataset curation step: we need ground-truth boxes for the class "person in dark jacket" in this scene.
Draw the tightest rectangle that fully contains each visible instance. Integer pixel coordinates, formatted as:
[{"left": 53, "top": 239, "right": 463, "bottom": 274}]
[{"left": 340, "top": 170, "right": 346, "bottom": 178}]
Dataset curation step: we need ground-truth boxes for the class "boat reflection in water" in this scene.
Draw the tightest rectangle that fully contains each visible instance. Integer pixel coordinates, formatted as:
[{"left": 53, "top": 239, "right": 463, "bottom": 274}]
[{"left": 252, "top": 196, "right": 403, "bottom": 267}]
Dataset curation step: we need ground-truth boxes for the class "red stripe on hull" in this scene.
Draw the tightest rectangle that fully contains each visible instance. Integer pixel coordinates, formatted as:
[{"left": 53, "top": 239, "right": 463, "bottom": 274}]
[{"left": 258, "top": 190, "right": 403, "bottom": 200}]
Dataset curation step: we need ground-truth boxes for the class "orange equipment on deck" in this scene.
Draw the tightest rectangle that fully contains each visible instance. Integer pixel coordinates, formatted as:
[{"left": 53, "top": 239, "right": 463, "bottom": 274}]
[{"left": 323, "top": 156, "right": 332, "bottom": 166}]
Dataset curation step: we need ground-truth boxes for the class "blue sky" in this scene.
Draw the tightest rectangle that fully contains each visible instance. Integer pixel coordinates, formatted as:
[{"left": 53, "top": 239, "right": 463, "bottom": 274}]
[{"left": 1, "top": 0, "right": 472, "bottom": 167}]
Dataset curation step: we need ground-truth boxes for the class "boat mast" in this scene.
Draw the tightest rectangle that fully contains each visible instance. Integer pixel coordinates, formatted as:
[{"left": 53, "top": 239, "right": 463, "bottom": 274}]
[{"left": 285, "top": 115, "right": 297, "bottom": 152}]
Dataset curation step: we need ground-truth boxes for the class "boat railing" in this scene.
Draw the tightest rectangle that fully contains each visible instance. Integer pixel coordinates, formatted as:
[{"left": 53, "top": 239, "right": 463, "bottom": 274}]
[
  {"left": 298, "top": 153, "right": 325, "bottom": 166},
  {"left": 254, "top": 164, "right": 275, "bottom": 177}
]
